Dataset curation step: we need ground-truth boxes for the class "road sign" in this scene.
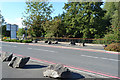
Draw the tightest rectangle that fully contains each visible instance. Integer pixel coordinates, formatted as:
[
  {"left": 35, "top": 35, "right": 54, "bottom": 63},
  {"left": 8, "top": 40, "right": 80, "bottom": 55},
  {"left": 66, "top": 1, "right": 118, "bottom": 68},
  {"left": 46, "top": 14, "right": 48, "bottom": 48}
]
[{"left": 6, "top": 24, "right": 11, "bottom": 31}]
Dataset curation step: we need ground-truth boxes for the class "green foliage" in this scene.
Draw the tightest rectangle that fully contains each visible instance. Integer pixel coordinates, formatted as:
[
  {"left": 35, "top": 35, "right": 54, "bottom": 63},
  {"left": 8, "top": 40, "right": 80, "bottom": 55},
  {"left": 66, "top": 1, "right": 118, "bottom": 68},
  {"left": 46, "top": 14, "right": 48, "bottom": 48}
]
[
  {"left": 0, "top": 10, "right": 5, "bottom": 25},
  {"left": 22, "top": 40, "right": 32, "bottom": 43},
  {"left": 42, "top": 16, "right": 65, "bottom": 37},
  {"left": 2, "top": 25, "right": 10, "bottom": 37},
  {"left": 23, "top": 2, "right": 53, "bottom": 37},
  {"left": 92, "top": 39, "right": 105, "bottom": 44},
  {"left": 17, "top": 28, "right": 25, "bottom": 36},
  {"left": 2, "top": 39, "right": 32, "bottom": 43},
  {"left": 63, "top": 2, "right": 106, "bottom": 38},
  {"left": 104, "top": 43, "right": 120, "bottom": 52},
  {"left": 103, "top": 2, "right": 119, "bottom": 31}
]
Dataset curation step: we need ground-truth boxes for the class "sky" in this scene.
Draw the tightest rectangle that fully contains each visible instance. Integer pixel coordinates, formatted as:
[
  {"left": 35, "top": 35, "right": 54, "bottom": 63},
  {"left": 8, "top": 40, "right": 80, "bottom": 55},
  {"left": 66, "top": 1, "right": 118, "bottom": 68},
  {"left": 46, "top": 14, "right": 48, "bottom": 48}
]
[{"left": 0, "top": 1, "right": 105, "bottom": 28}]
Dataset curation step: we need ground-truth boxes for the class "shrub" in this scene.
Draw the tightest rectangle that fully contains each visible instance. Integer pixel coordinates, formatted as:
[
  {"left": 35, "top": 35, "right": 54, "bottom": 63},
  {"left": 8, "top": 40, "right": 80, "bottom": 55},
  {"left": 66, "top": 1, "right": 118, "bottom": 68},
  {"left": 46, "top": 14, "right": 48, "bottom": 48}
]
[
  {"left": 104, "top": 43, "right": 120, "bottom": 52},
  {"left": 3, "top": 37, "right": 7, "bottom": 40},
  {"left": 2, "top": 39, "right": 32, "bottom": 43},
  {"left": 92, "top": 39, "right": 105, "bottom": 44},
  {"left": 22, "top": 40, "right": 32, "bottom": 43}
]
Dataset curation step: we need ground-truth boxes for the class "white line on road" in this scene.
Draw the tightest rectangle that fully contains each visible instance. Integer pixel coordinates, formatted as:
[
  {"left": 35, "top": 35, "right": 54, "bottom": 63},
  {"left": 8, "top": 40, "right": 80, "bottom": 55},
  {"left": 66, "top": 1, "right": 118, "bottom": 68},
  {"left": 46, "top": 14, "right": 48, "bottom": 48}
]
[
  {"left": 2, "top": 45, "right": 10, "bottom": 47},
  {"left": 27, "top": 47, "right": 57, "bottom": 53},
  {"left": 12, "top": 46, "right": 17, "bottom": 47},
  {"left": 81, "top": 55, "right": 98, "bottom": 58},
  {"left": 34, "top": 48, "right": 57, "bottom": 53},
  {"left": 81, "top": 55, "right": 119, "bottom": 62},
  {"left": 101, "top": 57, "right": 119, "bottom": 62},
  {"left": 3, "top": 45, "right": 17, "bottom": 47},
  {"left": 28, "top": 48, "right": 33, "bottom": 49}
]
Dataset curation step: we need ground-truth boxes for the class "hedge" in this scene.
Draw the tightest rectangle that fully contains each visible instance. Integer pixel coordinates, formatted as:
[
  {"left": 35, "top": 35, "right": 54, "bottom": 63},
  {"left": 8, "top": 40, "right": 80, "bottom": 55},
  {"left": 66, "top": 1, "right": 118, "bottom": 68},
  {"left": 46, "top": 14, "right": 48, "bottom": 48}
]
[{"left": 2, "top": 39, "right": 32, "bottom": 43}]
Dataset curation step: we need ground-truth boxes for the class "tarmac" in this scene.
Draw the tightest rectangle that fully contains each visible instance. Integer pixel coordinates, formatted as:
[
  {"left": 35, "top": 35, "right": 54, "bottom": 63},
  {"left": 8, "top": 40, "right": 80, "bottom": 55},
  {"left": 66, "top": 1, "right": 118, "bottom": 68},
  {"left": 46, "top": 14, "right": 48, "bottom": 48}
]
[
  {"left": 1, "top": 57, "right": 115, "bottom": 80},
  {"left": 1, "top": 41, "right": 119, "bottom": 80}
]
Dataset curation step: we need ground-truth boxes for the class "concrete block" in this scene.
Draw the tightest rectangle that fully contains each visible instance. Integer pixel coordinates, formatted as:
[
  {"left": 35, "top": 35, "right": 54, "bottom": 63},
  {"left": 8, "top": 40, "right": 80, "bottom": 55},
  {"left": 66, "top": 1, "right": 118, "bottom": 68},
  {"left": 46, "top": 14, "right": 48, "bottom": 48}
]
[
  {"left": 8, "top": 56, "right": 30, "bottom": 68},
  {"left": 70, "top": 41, "right": 76, "bottom": 45},
  {"left": 48, "top": 41, "right": 52, "bottom": 44},
  {"left": 45, "top": 41, "right": 48, "bottom": 43},
  {"left": 32, "top": 40, "right": 37, "bottom": 43},
  {"left": 1, "top": 52, "right": 13, "bottom": 62},
  {"left": 53, "top": 41, "right": 58, "bottom": 44},
  {"left": 43, "top": 64, "right": 72, "bottom": 78}
]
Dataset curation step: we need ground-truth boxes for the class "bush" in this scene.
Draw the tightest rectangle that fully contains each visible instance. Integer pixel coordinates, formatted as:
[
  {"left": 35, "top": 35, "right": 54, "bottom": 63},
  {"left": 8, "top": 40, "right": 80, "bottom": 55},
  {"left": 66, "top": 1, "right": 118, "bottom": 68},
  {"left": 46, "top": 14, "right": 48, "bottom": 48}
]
[
  {"left": 3, "top": 37, "right": 7, "bottom": 40},
  {"left": 104, "top": 43, "right": 120, "bottom": 52},
  {"left": 2, "top": 39, "right": 32, "bottom": 43},
  {"left": 22, "top": 40, "right": 32, "bottom": 43},
  {"left": 92, "top": 39, "right": 105, "bottom": 44}
]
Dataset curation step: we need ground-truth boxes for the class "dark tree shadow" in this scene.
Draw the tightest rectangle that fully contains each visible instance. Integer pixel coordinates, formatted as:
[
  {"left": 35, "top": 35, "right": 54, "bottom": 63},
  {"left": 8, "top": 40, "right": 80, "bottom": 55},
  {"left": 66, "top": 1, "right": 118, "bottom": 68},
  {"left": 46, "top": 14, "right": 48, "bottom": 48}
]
[{"left": 22, "top": 64, "right": 47, "bottom": 69}]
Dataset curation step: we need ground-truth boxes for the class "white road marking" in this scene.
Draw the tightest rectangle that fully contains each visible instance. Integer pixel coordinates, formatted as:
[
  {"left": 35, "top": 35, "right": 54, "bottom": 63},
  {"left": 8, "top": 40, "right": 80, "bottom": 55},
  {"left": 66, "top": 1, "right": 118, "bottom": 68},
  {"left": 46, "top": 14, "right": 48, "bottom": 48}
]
[
  {"left": 81, "top": 55, "right": 98, "bottom": 58},
  {"left": 27, "top": 47, "right": 57, "bottom": 53},
  {"left": 34, "top": 48, "right": 57, "bottom": 53},
  {"left": 12, "top": 46, "right": 17, "bottom": 47},
  {"left": 28, "top": 48, "right": 33, "bottom": 49},
  {"left": 2, "top": 45, "right": 10, "bottom": 46},
  {"left": 81, "top": 55, "right": 119, "bottom": 62},
  {"left": 101, "top": 57, "right": 119, "bottom": 61},
  {"left": 2, "top": 45, "right": 17, "bottom": 47}
]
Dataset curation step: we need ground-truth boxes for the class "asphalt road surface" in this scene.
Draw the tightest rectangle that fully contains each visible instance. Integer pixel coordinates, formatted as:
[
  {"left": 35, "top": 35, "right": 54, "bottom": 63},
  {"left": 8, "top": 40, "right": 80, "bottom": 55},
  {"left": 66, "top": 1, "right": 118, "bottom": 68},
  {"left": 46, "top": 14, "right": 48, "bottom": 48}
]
[{"left": 1, "top": 42, "right": 120, "bottom": 78}]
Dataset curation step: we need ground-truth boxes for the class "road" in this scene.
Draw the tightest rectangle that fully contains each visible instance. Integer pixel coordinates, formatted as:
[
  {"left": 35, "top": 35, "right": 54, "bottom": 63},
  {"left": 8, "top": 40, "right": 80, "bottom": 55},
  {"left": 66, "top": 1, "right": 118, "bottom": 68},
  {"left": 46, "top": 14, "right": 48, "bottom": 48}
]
[{"left": 1, "top": 42, "right": 120, "bottom": 78}]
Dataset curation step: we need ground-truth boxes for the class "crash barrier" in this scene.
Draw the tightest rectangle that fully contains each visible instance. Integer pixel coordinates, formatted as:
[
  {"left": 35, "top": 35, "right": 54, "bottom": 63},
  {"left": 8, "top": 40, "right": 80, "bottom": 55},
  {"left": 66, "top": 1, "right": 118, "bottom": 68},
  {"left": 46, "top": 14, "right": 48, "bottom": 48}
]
[
  {"left": 43, "top": 64, "right": 72, "bottom": 78},
  {"left": 1, "top": 52, "right": 13, "bottom": 62},
  {"left": 27, "top": 37, "right": 120, "bottom": 44}
]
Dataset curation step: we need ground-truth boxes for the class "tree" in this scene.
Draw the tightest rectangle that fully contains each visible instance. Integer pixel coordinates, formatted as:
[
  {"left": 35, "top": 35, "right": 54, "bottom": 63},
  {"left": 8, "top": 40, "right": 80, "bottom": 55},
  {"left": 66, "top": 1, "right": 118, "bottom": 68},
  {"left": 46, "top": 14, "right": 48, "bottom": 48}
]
[
  {"left": 0, "top": 10, "right": 5, "bottom": 25},
  {"left": 103, "top": 2, "right": 119, "bottom": 27},
  {"left": 17, "top": 28, "right": 25, "bottom": 36},
  {"left": 103, "top": 2, "right": 120, "bottom": 42},
  {"left": 0, "top": 10, "right": 10, "bottom": 37},
  {"left": 2, "top": 25, "right": 10, "bottom": 37},
  {"left": 23, "top": 2, "right": 53, "bottom": 37},
  {"left": 63, "top": 2, "right": 106, "bottom": 38},
  {"left": 42, "top": 15, "right": 65, "bottom": 37}
]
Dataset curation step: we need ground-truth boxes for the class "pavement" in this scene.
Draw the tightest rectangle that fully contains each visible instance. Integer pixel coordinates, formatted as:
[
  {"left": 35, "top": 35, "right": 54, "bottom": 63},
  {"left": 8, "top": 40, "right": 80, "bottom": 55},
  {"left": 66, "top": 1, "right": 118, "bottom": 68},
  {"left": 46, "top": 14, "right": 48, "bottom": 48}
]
[{"left": 1, "top": 41, "right": 120, "bottom": 79}]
